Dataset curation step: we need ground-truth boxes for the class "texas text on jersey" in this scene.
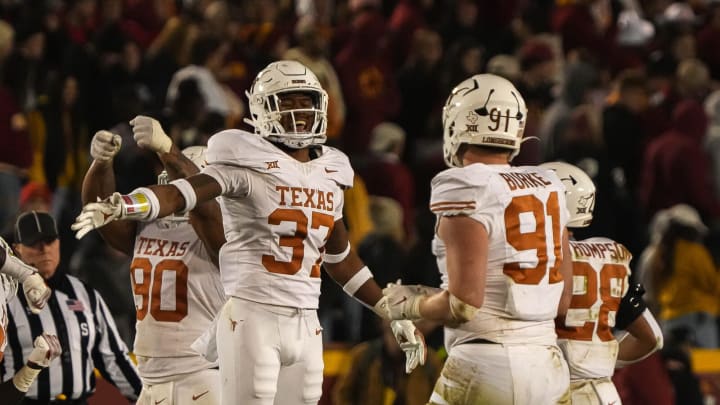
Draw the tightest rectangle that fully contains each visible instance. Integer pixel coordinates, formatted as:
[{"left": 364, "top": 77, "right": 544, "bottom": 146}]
[
  {"left": 130, "top": 220, "right": 226, "bottom": 383},
  {"left": 201, "top": 129, "right": 353, "bottom": 309}
]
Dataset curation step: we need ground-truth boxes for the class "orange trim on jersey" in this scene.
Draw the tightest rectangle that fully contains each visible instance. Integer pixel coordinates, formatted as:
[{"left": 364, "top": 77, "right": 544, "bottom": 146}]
[
  {"left": 430, "top": 201, "right": 476, "bottom": 212},
  {"left": 430, "top": 200, "right": 476, "bottom": 208}
]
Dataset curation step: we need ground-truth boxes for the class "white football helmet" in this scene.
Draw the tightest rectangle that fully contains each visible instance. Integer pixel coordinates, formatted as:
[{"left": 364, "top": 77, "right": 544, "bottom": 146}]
[
  {"left": 540, "top": 161, "right": 596, "bottom": 228},
  {"left": 244, "top": 60, "right": 328, "bottom": 149},
  {"left": 442, "top": 74, "right": 527, "bottom": 167}
]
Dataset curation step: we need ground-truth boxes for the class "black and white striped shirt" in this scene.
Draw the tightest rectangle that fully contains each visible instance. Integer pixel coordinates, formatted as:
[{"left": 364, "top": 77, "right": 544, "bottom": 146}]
[{"left": 0, "top": 273, "right": 141, "bottom": 402}]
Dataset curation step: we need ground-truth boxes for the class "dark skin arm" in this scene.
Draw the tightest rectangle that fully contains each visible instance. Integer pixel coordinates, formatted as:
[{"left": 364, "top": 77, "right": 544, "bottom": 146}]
[
  {"left": 557, "top": 229, "right": 573, "bottom": 317},
  {"left": 0, "top": 380, "right": 25, "bottom": 404},
  {"left": 322, "top": 219, "right": 384, "bottom": 308},
  {"left": 159, "top": 145, "right": 226, "bottom": 267},
  {"left": 81, "top": 159, "right": 137, "bottom": 256},
  {"left": 618, "top": 312, "right": 661, "bottom": 362},
  {"left": 143, "top": 173, "right": 223, "bottom": 217}
]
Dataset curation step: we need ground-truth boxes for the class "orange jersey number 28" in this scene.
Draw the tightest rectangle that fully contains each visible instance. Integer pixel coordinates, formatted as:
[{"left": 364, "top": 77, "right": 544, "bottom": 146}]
[{"left": 557, "top": 262, "right": 626, "bottom": 342}]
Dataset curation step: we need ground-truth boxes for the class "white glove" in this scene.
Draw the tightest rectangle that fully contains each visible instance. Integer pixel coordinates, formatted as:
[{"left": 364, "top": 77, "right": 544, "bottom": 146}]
[
  {"left": 130, "top": 115, "right": 172, "bottom": 154},
  {"left": 382, "top": 281, "right": 440, "bottom": 320},
  {"left": 90, "top": 130, "right": 122, "bottom": 162},
  {"left": 391, "top": 320, "right": 427, "bottom": 373},
  {"left": 71, "top": 193, "right": 124, "bottom": 239},
  {"left": 12, "top": 334, "right": 62, "bottom": 392},
  {"left": 0, "top": 250, "right": 50, "bottom": 314},
  {"left": 22, "top": 273, "right": 51, "bottom": 314},
  {"left": 28, "top": 334, "right": 62, "bottom": 368}
]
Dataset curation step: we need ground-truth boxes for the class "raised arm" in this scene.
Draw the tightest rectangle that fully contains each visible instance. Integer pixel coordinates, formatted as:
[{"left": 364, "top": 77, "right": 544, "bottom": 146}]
[
  {"left": 73, "top": 117, "right": 225, "bottom": 240},
  {"left": 72, "top": 172, "right": 223, "bottom": 239},
  {"left": 154, "top": 143, "right": 226, "bottom": 265},
  {"left": 81, "top": 130, "right": 137, "bottom": 255},
  {"left": 133, "top": 115, "right": 226, "bottom": 262}
]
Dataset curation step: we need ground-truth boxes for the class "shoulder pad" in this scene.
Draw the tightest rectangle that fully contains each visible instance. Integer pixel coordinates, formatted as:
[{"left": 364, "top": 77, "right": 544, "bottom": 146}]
[
  {"left": 430, "top": 167, "right": 490, "bottom": 215},
  {"left": 207, "top": 130, "right": 281, "bottom": 170},
  {"left": 317, "top": 146, "right": 354, "bottom": 189}
]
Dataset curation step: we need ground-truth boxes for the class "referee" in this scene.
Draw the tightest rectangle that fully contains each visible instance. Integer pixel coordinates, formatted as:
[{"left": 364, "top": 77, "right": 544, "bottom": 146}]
[{"left": 0, "top": 211, "right": 141, "bottom": 404}]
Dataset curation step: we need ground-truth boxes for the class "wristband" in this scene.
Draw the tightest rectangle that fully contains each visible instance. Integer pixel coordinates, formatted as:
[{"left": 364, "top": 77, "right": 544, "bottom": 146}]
[
  {"left": 342, "top": 266, "right": 373, "bottom": 295},
  {"left": 170, "top": 179, "right": 197, "bottom": 213},
  {"left": 122, "top": 188, "right": 160, "bottom": 221},
  {"left": 324, "top": 243, "right": 350, "bottom": 264},
  {"left": 12, "top": 366, "right": 41, "bottom": 392}
]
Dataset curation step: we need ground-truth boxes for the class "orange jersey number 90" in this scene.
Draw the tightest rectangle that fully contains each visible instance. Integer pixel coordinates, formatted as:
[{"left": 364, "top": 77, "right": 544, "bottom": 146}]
[
  {"left": 130, "top": 258, "right": 189, "bottom": 322},
  {"left": 503, "top": 191, "right": 563, "bottom": 285}
]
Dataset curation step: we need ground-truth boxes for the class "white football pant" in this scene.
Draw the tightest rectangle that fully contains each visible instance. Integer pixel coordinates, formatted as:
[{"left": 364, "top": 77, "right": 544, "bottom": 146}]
[
  {"left": 428, "top": 343, "right": 570, "bottom": 405},
  {"left": 566, "top": 377, "right": 621, "bottom": 405},
  {"left": 137, "top": 368, "right": 220, "bottom": 405},
  {"left": 217, "top": 297, "right": 324, "bottom": 405}
]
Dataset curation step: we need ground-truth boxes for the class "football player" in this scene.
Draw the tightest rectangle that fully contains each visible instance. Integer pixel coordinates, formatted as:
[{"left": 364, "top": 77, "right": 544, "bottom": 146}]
[
  {"left": 541, "top": 161, "right": 663, "bottom": 405},
  {"left": 0, "top": 236, "right": 62, "bottom": 404},
  {"left": 81, "top": 126, "right": 226, "bottom": 405},
  {"left": 382, "top": 74, "right": 573, "bottom": 404},
  {"left": 72, "top": 60, "right": 425, "bottom": 405}
]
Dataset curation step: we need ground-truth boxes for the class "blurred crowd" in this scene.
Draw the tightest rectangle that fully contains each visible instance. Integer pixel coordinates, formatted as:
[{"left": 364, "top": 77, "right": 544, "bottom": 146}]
[{"left": 0, "top": 0, "right": 720, "bottom": 403}]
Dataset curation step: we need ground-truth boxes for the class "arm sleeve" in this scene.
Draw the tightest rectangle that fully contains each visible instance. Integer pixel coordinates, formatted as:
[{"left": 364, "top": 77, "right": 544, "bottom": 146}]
[
  {"left": 91, "top": 292, "right": 141, "bottom": 399},
  {"left": 430, "top": 169, "right": 493, "bottom": 232},
  {"left": 202, "top": 164, "right": 251, "bottom": 198}
]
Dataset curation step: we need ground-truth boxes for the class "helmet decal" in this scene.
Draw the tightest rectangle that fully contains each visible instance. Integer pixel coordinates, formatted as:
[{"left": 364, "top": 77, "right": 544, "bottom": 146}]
[{"left": 442, "top": 74, "right": 528, "bottom": 167}]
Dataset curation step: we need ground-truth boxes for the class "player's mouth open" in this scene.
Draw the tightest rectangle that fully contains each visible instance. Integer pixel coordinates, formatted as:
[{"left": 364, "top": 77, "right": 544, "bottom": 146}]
[{"left": 295, "top": 120, "right": 307, "bottom": 131}]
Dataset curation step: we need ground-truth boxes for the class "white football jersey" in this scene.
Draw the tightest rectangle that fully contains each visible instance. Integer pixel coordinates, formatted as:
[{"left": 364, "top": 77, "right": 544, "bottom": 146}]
[
  {"left": 203, "top": 130, "right": 353, "bottom": 309},
  {"left": 557, "top": 237, "right": 631, "bottom": 379},
  {"left": 431, "top": 163, "right": 570, "bottom": 347},
  {"left": 130, "top": 220, "right": 226, "bottom": 384}
]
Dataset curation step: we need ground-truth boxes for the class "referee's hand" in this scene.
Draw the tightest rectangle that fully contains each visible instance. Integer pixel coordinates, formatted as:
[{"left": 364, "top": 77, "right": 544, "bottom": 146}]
[
  {"left": 22, "top": 273, "right": 51, "bottom": 314},
  {"left": 27, "top": 334, "right": 62, "bottom": 369}
]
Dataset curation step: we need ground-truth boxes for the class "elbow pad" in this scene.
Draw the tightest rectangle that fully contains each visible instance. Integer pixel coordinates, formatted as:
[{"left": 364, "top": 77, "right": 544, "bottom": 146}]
[{"left": 615, "top": 283, "right": 648, "bottom": 330}]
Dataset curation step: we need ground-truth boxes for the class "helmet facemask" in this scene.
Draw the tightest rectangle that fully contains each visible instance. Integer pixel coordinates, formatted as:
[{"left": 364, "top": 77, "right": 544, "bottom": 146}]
[
  {"left": 259, "top": 90, "right": 328, "bottom": 148},
  {"left": 245, "top": 61, "right": 329, "bottom": 149}
]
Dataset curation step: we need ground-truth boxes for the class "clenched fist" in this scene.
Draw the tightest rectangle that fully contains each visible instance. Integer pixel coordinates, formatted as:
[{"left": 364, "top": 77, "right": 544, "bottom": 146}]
[
  {"left": 130, "top": 115, "right": 172, "bottom": 154},
  {"left": 22, "top": 272, "right": 51, "bottom": 314},
  {"left": 28, "top": 334, "right": 62, "bottom": 368},
  {"left": 90, "top": 130, "right": 122, "bottom": 162}
]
